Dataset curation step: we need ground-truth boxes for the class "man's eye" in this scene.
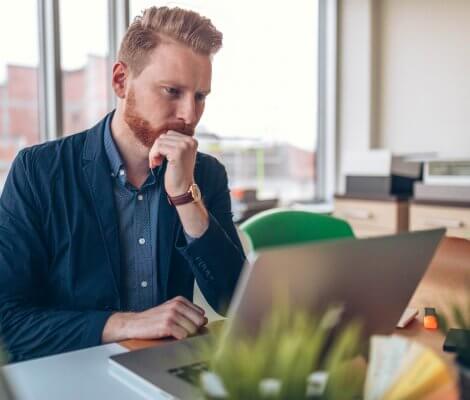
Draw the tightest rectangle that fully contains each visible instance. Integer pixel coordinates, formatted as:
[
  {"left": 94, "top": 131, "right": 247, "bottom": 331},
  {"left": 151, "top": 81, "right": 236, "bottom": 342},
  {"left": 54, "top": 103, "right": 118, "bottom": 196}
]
[
  {"left": 195, "top": 93, "right": 206, "bottom": 102},
  {"left": 164, "top": 87, "right": 180, "bottom": 97}
]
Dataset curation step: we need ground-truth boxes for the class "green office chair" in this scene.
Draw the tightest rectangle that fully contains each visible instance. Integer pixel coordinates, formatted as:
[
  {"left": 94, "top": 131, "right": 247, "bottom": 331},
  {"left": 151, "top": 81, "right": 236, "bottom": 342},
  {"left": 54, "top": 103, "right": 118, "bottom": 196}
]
[{"left": 239, "top": 208, "right": 355, "bottom": 251}]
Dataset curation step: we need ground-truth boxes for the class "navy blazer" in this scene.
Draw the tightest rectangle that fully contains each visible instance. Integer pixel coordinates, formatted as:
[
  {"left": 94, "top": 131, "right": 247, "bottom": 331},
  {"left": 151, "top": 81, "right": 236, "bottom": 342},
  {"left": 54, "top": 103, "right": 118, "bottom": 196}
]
[{"left": 0, "top": 114, "right": 245, "bottom": 362}]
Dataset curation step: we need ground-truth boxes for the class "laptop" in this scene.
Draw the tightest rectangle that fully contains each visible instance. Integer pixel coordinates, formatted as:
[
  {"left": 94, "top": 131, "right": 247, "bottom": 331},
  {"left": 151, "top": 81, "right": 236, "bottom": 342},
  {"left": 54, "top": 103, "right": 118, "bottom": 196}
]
[{"left": 108, "top": 228, "right": 445, "bottom": 399}]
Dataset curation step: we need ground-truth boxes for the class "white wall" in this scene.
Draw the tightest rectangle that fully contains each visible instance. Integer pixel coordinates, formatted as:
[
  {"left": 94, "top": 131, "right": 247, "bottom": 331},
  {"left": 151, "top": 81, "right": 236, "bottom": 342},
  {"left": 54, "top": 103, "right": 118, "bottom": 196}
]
[
  {"left": 337, "top": 0, "right": 470, "bottom": 191},
  {"left": 337, "top": 0, "right": 374, "bottom": 152},
  {"left": 378, "top": 0, "right": 470, "bottom": 155}
]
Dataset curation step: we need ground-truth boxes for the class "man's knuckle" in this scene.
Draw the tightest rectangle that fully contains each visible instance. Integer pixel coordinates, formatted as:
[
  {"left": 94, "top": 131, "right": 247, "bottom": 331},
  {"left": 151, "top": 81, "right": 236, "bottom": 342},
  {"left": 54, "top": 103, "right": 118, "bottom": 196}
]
[
  {"left": 174, "top": 298, "right": 185, "bottom": 306},
  {"left": 170, "top": 301, "right": 181, "bottom": 309},
  {"left": 163, "top": 318, "right": 174, "bottom": 329}
]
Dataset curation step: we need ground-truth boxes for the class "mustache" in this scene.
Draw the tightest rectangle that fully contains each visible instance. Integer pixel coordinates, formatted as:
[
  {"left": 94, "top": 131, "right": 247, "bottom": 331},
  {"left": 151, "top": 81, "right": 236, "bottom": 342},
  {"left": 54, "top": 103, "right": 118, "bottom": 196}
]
[{"left": 160, "top": 120, "right": 195, "bottom": 137}]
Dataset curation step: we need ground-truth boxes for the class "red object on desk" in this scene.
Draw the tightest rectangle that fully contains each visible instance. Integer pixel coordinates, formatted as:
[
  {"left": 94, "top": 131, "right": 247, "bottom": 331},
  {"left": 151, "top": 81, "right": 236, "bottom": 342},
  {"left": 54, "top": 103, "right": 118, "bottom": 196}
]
[{"left": 424, "top": 307, "right": 438, "bottom": 330}]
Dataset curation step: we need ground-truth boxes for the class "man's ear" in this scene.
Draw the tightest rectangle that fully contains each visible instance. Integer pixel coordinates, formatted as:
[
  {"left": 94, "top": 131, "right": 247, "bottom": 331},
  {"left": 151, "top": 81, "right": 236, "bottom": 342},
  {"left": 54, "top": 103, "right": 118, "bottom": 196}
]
[{"left": 112, "top": 61, "right": 129, "bottom": 99}]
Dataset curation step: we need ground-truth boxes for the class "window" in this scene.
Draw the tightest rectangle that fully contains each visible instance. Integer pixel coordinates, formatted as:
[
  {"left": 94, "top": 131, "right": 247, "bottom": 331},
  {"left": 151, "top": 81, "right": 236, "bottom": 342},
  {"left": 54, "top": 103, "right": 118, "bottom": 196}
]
[
  {"left": 130, "top": 1, "right": 320, "bottom": 203},
  {"left": 60, "top": 0, "right": 111, "bottom": 135},
  {"left": 0, "top": 1, "right": 333, "bottom": 202},
  {"left": 0, "top": 0, "right": 40, "bottom": 188}
]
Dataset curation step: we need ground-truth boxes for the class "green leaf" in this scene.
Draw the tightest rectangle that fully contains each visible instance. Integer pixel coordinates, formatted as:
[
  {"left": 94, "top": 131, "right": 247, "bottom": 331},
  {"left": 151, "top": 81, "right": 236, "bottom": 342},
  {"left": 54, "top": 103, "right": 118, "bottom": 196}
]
[
  {"left": 452, "top": 304, "right": 469, "bottom": 330},
  {"left": 437, "top": 312, "right": 449, "bottom": 334}
]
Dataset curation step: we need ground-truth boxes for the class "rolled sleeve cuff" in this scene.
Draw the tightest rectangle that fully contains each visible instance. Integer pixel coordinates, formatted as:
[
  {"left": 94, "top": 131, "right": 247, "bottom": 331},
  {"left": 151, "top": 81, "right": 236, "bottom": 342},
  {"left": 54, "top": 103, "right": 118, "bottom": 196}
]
[
  {"left": 183, "top": 231, "right": 196, "bottom": 245},
  {"left": 81, "top": 310, "right": 114, "bottom": 347}
]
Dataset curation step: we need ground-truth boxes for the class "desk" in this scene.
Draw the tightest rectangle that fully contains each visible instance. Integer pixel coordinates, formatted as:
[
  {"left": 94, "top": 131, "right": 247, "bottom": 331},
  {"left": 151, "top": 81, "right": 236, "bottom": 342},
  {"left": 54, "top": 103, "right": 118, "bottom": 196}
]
[
  {"left": 3, "top": 237, "right": 468, "bottom": 399},
  {"left": 2, "top": 344, "right": 141, "bottom": 400},
  {"left": 397, "top": 236, "right": 470, "bottom": 365}
]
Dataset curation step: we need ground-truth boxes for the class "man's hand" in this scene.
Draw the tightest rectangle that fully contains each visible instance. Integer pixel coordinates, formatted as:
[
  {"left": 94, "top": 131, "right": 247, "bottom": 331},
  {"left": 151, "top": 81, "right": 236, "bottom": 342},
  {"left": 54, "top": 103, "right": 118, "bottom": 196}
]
[
  {"left": 149, "top": 121, "right": 197, "bottom": 197},
  {"left": 102, "top": 296, "right": 208, "bottom": 343},
  {"left": 148, "top": 120, "right": 209, "bottom": 238}
]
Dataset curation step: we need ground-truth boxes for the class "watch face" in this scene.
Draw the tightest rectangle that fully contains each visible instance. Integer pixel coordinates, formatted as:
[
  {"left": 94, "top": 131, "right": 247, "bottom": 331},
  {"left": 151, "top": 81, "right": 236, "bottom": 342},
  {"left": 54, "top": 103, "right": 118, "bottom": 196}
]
[{"left": 189, "top": 183, "right": 201, "bottom": 202}]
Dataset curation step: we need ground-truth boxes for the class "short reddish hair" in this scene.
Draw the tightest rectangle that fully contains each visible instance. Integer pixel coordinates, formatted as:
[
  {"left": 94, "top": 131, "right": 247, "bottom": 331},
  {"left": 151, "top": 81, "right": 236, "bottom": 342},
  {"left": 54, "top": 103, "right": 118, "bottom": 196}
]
[{"left": 118, "top": 6, "right": 223, "bottom": 76}]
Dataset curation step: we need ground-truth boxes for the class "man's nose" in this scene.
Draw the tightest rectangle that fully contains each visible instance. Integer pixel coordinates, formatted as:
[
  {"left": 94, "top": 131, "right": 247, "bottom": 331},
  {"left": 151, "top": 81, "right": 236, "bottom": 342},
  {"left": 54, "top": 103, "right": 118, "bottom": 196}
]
[{"left": 176, "top": 96, "right": 197, "bottom": 127}]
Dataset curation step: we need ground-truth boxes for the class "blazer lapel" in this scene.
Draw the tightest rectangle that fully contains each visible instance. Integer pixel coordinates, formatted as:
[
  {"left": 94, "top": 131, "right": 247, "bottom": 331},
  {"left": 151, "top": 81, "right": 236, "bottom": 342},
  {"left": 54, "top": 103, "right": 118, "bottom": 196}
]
[{"left": 82, "top": 115, "right": 121, "bottom": 301}]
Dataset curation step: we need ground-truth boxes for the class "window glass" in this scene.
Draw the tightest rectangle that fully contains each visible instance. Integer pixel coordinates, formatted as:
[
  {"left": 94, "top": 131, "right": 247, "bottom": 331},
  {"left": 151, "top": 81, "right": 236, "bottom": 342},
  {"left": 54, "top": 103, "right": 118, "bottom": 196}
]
[
  {"left": 60, "top": 0, "right": 111, "bottom": 135},
  {"left": 0, "top": 0, "right": 41, "bottom": 189}
]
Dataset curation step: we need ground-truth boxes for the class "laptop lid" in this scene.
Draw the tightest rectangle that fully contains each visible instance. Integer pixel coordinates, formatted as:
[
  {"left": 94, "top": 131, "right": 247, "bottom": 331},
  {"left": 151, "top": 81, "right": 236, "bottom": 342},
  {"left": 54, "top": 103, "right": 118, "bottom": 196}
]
[{"left": 224, "top": 228, "right": 445, "bottom": 339}]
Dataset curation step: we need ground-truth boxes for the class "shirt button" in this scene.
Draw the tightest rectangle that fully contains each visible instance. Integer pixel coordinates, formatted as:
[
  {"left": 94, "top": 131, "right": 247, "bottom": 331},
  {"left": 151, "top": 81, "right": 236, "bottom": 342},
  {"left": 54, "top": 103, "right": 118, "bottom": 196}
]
[
  {"left": 119, "top": 169, "right": 125, "bottom": 176},
  {"left": 137, "top": 194, "right": 143, "bottom": 201},
  {"left": 138, "top": 238, "right": 146, "bottom": 245},
  {"left": 141, "top": 281, "right": 148, "bottom": 288}
]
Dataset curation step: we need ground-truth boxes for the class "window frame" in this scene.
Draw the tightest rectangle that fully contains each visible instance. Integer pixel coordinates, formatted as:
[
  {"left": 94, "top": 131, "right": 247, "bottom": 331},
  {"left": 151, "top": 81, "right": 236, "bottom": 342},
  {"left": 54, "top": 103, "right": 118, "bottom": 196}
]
[{"left": 315, "top": 0, "right": 338, "bottom": 202}]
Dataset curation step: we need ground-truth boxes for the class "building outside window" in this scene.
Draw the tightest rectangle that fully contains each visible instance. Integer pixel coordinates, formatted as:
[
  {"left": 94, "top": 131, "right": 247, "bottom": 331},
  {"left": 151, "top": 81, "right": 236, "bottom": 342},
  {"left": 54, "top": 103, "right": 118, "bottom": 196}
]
[
  {"left": 60, "top": 0, "right": 112, "bottom": 135},
  {"left": 0, "top": 0, "right": 41, "bottom": 188}
]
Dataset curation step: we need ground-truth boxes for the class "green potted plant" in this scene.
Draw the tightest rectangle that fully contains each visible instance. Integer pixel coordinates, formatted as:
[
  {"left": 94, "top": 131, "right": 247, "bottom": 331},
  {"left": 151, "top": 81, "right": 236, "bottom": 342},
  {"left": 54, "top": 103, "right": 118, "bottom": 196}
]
[{"left": 197, "top": 305, "right": 365, "bottom": 400}]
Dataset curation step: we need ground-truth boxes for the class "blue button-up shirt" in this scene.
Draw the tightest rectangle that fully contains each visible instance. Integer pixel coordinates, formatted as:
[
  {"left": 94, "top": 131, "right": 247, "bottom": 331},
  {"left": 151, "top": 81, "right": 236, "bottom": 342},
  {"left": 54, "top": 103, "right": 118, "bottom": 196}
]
[{"left": 103, "top": 115, "right": 161, "bottom": 312}]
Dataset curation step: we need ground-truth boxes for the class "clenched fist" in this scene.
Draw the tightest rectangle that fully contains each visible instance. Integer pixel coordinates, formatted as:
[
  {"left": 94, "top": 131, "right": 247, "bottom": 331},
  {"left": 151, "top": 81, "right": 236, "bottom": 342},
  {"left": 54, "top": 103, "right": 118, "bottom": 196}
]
[{"left": 148, "top": 120, "right": 197, "bottom": 197}]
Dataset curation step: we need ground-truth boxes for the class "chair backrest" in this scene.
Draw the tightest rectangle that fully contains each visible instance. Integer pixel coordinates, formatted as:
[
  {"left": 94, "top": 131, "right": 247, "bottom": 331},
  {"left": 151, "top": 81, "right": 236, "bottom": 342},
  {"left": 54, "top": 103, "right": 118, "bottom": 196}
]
[{"left": 239, "top": 208, "right": 354, "bottom": 251}]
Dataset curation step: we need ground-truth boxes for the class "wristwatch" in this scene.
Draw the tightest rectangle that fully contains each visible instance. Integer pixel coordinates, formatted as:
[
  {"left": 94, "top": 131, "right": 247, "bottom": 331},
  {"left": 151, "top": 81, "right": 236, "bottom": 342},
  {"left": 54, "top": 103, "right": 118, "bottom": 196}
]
[{"left": 167, "top": 183, "right": 202, "bottom": 206}]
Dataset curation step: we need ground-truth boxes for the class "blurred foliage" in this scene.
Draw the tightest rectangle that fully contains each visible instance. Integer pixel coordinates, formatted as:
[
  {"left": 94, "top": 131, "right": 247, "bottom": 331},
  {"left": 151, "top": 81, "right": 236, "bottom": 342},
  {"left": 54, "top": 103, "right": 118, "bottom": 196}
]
[{"left": 197, "top": 304, "right": 365, "bottom": 400}]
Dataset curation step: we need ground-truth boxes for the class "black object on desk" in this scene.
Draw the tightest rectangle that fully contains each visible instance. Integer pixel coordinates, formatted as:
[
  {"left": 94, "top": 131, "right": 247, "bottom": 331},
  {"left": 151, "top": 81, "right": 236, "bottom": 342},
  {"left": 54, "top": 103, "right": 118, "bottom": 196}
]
[
  {"left": 443, "top": 328, "right": 470, "bottom": 352},
  {"left": 345, "top": 175, "right": 421, "bottom": 197}
]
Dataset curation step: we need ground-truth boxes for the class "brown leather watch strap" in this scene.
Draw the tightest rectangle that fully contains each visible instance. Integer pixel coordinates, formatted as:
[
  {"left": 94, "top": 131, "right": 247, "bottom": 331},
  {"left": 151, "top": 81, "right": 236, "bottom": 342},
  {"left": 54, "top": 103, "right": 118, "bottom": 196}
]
[
  {"left": 167, "top": 183, "right": 201, "bottom": 206},
  {"left": 167, "top": 190, "right": 194, "bottom": 206}
]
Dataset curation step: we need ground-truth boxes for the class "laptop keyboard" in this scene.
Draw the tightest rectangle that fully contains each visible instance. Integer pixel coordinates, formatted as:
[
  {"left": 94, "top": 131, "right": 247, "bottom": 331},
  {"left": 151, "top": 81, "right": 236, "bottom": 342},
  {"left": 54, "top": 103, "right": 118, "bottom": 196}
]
[{"left": 168, "top": 361, "right": 209, "bottom": 386}]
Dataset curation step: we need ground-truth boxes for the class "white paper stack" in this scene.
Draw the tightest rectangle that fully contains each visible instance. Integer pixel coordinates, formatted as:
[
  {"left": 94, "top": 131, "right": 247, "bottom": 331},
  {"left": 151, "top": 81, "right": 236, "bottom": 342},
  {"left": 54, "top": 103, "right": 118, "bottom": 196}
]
[
  {"left": 364, "top": 335, "right": 458, "bottom": 400},
  {"left": 343, "top": 150, "right": 422, "bottom": 178}
]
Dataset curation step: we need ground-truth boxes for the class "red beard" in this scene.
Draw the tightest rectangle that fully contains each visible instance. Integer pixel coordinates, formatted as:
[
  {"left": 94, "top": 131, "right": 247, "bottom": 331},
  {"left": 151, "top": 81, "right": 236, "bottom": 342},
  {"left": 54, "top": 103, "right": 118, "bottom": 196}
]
[{"left": 124, "top": 89, "right": 195, "bottom": 148}]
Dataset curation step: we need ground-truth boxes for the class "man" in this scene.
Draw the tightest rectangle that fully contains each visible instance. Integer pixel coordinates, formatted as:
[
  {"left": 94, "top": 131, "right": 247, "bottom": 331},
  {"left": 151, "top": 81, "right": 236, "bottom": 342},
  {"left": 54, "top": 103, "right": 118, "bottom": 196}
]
[{"left": 0, "top": 6, "right": 245, "bottom": 362}]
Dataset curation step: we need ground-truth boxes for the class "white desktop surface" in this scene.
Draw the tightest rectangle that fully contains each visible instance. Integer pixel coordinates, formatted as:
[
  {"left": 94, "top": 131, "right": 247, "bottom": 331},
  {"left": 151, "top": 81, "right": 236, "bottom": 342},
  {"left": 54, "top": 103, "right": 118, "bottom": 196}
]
[{"left": 2, "top": 344, "right": 152, "bottom": 400}]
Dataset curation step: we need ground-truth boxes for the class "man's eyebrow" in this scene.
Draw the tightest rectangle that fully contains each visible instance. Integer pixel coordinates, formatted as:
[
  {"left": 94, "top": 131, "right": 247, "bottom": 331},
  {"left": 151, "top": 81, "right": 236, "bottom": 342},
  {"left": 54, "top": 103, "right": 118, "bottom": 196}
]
[{"left": 157, "top": 81, "right": 211, "bottom": 95}]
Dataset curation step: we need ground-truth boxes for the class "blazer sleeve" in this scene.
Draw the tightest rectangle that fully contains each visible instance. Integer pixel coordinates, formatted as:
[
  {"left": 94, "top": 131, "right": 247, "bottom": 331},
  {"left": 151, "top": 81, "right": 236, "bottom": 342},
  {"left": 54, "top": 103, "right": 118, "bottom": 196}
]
[
  {"left": 176, "top": 158, "right": 246, "bottom": 315},
  {"left": 0, "top": 152, "right": 112, "bottom": 362}
]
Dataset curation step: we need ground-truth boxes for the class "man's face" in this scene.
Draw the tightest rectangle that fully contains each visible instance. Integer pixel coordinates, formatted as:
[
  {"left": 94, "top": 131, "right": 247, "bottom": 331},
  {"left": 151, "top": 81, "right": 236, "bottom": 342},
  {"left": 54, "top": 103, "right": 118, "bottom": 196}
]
[{"left": 123, "top": 40, "right": 212, "bottom": 148}]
